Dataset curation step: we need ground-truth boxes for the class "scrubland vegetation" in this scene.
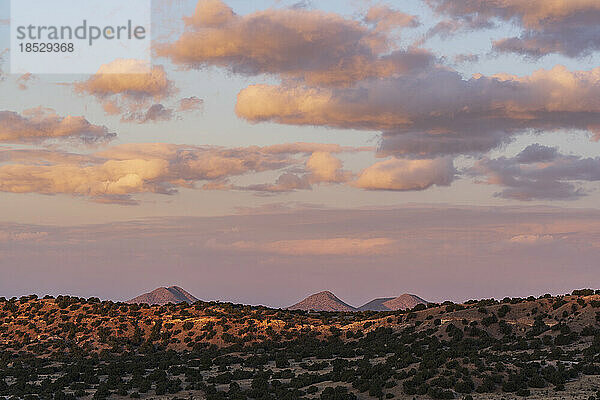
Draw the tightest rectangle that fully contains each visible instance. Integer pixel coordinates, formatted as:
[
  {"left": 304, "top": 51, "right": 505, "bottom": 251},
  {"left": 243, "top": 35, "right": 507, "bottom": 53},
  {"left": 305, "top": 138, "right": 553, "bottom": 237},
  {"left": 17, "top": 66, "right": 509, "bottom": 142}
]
[{"left": 3, "top": 289, "right": 600, "bottom": 399}]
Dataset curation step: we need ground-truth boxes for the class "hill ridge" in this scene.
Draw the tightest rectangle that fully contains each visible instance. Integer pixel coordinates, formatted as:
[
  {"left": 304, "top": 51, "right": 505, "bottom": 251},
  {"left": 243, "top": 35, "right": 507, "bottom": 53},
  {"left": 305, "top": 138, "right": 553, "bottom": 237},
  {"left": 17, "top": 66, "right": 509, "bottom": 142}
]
[
  {"left": 288, "top": 291, "right": 357, "bottom": 312},
  {"left": 289, "top": 291, "right": 428, "bottom": 312},
  {"left": 127, "top": 285, "right": 199, "bottom": 305}
]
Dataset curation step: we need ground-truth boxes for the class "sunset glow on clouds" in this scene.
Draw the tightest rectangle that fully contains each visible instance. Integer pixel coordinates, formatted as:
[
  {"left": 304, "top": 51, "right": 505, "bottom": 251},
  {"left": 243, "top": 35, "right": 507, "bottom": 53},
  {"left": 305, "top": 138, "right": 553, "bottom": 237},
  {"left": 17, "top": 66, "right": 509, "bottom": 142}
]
[
  {"left": 1, "top": 0, "right": 600, "bottom": 303},
  {"left": 354, "top": 157, "right": 455, "bottom": 191},
  {"left": 236, "top": 66, "right": 600, "bottom": 158},
  {"left": 0, "top": 108, "right": 114, "bottom": 144},
  {"left": 2, "top": 0, "right": 597, "bottom": 204},
  {"left": 0, "top": 143, "right": 370, "bottom": 203},
  {"left": 158, "top": 0, "right": 434, "bottom": 86}
]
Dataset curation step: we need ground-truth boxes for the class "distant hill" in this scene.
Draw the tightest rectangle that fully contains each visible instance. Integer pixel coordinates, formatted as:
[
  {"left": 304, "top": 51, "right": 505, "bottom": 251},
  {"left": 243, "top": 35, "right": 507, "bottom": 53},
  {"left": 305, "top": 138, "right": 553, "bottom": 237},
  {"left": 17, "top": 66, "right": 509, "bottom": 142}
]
[
  {"left": 127, "top": 286, "right": 199, "bottom": 305},
  {"left": 289, "top": 291, "right": 427, "bottom": 312},
  {"left": 359, "top": 294, "right": 428, "bottom": 311},
  {"left": 358, "top": 297, "right": 396, "bottom": 311},
  {"left": 288, "top": 291, "right": 357, "bottom": 312}
]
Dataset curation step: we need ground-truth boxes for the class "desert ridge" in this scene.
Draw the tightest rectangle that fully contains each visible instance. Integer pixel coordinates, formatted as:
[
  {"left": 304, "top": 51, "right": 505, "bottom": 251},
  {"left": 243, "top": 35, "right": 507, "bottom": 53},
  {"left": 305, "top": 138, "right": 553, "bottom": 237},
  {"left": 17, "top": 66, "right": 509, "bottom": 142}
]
[{"left": 288, "top": 290, "right": 428, "bottom": 312}]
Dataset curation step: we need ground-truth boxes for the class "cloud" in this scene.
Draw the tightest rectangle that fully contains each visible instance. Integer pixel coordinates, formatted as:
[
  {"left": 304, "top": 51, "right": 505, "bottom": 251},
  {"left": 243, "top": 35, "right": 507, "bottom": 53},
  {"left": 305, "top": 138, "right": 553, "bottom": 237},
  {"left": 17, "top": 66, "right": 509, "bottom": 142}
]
[
  {"left": 508, "top": 234, "right": 556, "bottom": 245},
  {"left": 453, "top": 53, "right": 479, "bottom": 64},
  {"left": 76, "top": 59, "right": 172, "bottom": 98},
  {"left": 186, "top": 0, "right": 236, "bottom": 27},
  {"left": 0, "top": 231, "right": 48, "bottom": 242},
  {"left": 158, "top": 0, "right": 434, "bottom": 86},
  {"left": 237, "top": 65, "right": 600, "bottom": 158},
  {"left": 218, "top": 237, "right": 397, "bottom": 256},
  {"left": 237, "top": 151, "right": 351, "bottom": 193},
  {"left": 471, "top": 144, "right": 600, "bottom": 200},
  {"left": 492, "top": 26, "right": 600, "bottom": 58},
  {"left": 75, "top": 59, "right": 205, "bottom": 122},
  {"left": 364, "top": 5, "right": 420, "bottom": 32},
  {"left": 0, "top": 108, "right": 114, "bottom": 145},
  {"left": 122, "top": 104, "right": 174, "bottom": 123},
  {"left": 0, "top": 143, "right": 367, "bottom": 203},
  {"left": 0, "top": 148, "right": 95, "bottom": 164},
  {"left": 178, "top": 96, "right": 204, "bottom": 112},
  {"left": 0, "top": 159, "right": 170, "bottom": 204},
  {"left": 354, "top": 157, "right": 455, "bottom": 191},
  {"left": 306, "top": 152, "right": 350, "bottom": 183},
  {"left": 514, "top": 143, "right": 559, "bottom": 163},
  {"left": 240, "top": 172, "right": 311, "bottom": 193},
  {"left": 0, "top": 49, "right": 7, "bottom": 81},
  {"left": 260, "top": 142, "right": 370, "bottom": 154},
  {"left": 16, "top": 73, "right": 35, "bottom": 90},
  {"left": 75, "top": 59, "right": 176, "bottom": 118},
  {"left": 425, "top": 0, "right": 600, "bottom": 58}
]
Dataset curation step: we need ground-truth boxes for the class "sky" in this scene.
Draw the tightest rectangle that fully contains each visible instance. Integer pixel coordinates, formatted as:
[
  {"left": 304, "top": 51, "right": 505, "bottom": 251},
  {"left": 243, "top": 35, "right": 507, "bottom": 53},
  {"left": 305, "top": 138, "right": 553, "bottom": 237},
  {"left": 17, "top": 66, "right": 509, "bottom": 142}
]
[{"left": 1, "top": 0, "right": 600, "bottom": 306}]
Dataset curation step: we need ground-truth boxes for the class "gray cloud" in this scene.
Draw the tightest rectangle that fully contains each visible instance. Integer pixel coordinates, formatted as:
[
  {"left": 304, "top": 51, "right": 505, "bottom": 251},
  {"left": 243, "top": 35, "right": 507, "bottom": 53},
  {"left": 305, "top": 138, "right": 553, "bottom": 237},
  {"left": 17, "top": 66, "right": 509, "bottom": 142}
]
[
  {"left": 237, "top": 65, "right": 600, "bottom": 158},
  {"left": 471, "top": 144, "right": 600, "bottom": 200},
  {"left": 122, "top": 104, "right": 174, "bottom": 123},
  {"left": 514, "top": 143, "right": 559, "bottom": 163},
  {"left": 426, "top": 0, "right": 600, "bottom": 58},
  {"left": 493, "top": 22, "right": 600, "bottom": 58},
  {"left": 453, "top": 53, "right": 480, "bottom": 64}
]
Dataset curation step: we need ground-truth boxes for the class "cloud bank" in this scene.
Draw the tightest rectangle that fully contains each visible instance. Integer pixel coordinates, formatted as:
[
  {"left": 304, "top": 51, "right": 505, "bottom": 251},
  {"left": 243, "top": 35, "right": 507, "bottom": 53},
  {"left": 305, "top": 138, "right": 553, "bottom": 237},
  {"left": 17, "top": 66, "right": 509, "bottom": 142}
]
[
  {"left": 237, "top": 66, "right": 600, "bottom": 158},
  {"left": 0, "top": 143, "right": 376, "bottom": 203}
]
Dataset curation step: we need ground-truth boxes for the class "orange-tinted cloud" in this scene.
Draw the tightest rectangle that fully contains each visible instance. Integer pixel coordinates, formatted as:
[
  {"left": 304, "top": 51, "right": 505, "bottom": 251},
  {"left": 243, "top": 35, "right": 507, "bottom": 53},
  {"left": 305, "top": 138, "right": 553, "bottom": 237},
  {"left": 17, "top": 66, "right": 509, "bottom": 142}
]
[
  {"left": 354, "top": 157, "right": 455, "bottom": 191},
  {"left": 508, "top": 234, "right": 556, "bottom": 245},
  {"left": 237, "top": 151, "right": 352, "bottom": 193},
  {"left": 0, "top": 143, "right": 369, "bottom": 203},
  {"left": 237, "top": 66, "right": 600, "bottom": 157},
  {"left": 76, "top": 59, "right": 172, "bottom": 99},
  {"left": 158, "top": 0, "right": 433, "bottom": 86},
  {"left": 306, "top": 152, "right": 350, "bottom": 184},
  {"left": 364, "top": 5, "right": 420, "bottom": 32},
  {"left": 0, "top": 107, "right": 114, "bottom": 145},
  {"left": 178, "top": 96, "right": 204, "bottom": 112},
  {"left": 75, "top": 59, "right": 181, "bottom": 121},
  {"left": 16, "top": 73, "right": 35, "bottom": 90},
  {"left": 0, "top": 159, "right": 170, "bottom": 204}
]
